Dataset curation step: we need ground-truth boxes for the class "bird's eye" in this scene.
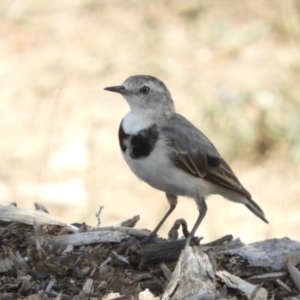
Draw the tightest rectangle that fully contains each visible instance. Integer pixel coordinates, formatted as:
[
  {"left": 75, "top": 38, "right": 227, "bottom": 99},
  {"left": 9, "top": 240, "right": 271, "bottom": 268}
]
[{"left": 139, "top": 86, "right": 150, "bottom": 95}]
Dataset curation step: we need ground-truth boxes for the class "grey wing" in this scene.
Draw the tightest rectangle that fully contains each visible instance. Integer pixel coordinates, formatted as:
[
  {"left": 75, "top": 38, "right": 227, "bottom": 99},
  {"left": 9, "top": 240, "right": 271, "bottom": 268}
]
[{"left": 161, "top": 114, "right": 251, "bottom": 199}]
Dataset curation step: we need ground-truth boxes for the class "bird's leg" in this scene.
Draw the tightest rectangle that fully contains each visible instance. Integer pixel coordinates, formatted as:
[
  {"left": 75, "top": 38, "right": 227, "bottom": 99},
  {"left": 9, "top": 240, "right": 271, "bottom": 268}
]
[
  {"left": 186, "top": 196, "right": 207, "bottom": 246},
  {"left": 140, "top": 193, "right": 177, "bottom": 245}
]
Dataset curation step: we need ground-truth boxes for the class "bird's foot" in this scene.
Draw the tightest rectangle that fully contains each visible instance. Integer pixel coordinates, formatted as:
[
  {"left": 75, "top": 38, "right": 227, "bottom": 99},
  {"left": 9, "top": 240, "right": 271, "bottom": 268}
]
[{"left": 185, "top": 235, "right": 203, "bottom": 247}]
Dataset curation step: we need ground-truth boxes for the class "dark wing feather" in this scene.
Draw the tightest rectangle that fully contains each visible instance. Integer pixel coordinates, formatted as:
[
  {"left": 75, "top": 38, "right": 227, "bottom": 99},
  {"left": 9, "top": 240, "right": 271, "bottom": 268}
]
[
  {"left": 162, "top": 114, "right": 251, "bottom": 199},
  {"left": 205, "top": 159, "right": 251, "bottom": 199},
  {"left": 173, "top": 140, "right": 208, "bottom": 177}
]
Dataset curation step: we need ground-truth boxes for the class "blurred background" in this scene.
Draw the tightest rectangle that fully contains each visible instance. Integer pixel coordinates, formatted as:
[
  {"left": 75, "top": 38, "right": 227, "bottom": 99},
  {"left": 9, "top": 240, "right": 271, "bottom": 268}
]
[{"left": 1, "top": 0, "right": 300, "bottom": 243}]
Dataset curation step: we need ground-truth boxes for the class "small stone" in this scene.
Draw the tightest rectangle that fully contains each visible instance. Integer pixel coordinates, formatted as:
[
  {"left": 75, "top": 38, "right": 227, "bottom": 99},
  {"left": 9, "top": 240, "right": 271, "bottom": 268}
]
[
  {"left": 82, "top": 278, "right": 93, "bottom": 294},
  {"left": 97, "top": 281, "right": 108, "bottom": 290}
]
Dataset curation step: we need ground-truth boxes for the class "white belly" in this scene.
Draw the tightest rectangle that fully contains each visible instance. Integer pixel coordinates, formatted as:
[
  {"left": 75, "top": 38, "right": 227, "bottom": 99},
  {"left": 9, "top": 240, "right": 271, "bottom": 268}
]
[{"left": 123, "top": 139, "right": 212, "bottom": 198}]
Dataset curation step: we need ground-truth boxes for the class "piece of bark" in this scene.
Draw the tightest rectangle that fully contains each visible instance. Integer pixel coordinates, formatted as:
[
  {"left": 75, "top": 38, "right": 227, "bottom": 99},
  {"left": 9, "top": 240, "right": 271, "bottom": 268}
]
[
  {"left": 0, "top": 204, "right": 77, "bottom": 232},
  {"left": 136, "top": 239, "right": 186, "bottom": 267},
  {"left": 0, "top": 258, "right": 14, "bottom": 273},
  {"left": 139, "top": 288, "right": 160, "bottom": 300},
  {"left": 25, "top": 295, "right": 40, "bottom": 300},
  {"left": 162, "top": 246, "right": 217, "bottom": 300},
  {"left": 9, "top": 251, "right": 30, "bottom": 273},
  {"left": 90, "top": 225, "right": 150, "bottom": 238},
  {"left": 118, "top": 215, "right": 140, "bottom": 228},
  {"left": 34, "top": 202, "right": 49, "bottom": 213},
  {"left": 249, "top": 271, "right": 287, "bottom": 281},
  {"left": 135, "top": 236, "right": 243, "bottom": 267},
  {"left": 216, "top": 270, "right": 268, "bottom": 300},
  {"left": 220, "top": 237, "right": 300, "bottom": 276},
  {"left": 43, "top": 229, "right": 131, "bottom": 246},
  {"left": 286, "top": 256, "right": 300, "bottom": 292},
  {"left": 32, "top": 225, "right": 150, "bottom": 247},
  {"left": 161, "top": 263, "right": 173, "bottom": 281},
  {"left": 102, "top": 292, "right": 122, "bottom": 300},
  {"left": 19, "top": 276, "right": 33, "bottom": 295}
]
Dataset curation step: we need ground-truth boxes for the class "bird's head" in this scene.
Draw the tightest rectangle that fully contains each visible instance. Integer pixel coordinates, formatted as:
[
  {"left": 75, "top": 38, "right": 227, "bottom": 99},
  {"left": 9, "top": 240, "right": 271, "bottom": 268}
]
[{"left": 104, "top": 75, "right": 175, "bottom": 116}]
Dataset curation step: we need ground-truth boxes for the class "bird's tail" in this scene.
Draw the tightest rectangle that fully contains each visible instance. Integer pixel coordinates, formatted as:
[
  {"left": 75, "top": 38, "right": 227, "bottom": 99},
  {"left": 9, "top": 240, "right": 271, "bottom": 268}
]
[{"left": 245, "top": 198, "right": 269, "bottom": 224}]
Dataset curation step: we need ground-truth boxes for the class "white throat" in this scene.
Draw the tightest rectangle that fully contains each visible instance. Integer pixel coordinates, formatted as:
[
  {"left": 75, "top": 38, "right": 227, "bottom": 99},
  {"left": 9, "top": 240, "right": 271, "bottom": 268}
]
[{"left": 122, "top": 111, "right": 155, "bottom": 134}]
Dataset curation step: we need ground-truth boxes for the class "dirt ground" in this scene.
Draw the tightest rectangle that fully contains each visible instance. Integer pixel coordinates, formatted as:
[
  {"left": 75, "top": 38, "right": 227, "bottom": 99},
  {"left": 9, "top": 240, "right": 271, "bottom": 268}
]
[
  {"left": 0, "top": 0, "right": 300, "bottom": 246},
  {"left": 1, "top": 210, "right": 299, "bottom": 299}
]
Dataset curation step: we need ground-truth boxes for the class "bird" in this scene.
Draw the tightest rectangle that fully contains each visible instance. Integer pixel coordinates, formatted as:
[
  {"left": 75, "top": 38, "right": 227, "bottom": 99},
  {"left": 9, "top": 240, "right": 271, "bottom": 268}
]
[{"left": 104, "top": 75, "right": 268, "bottom": 243}]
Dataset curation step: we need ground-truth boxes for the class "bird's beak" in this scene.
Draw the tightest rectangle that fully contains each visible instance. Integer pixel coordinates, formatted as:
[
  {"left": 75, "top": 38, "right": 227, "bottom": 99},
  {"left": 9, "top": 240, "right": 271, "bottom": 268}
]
[{"left": 104, "top": 85, "right": 126, "bottom": 95}]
